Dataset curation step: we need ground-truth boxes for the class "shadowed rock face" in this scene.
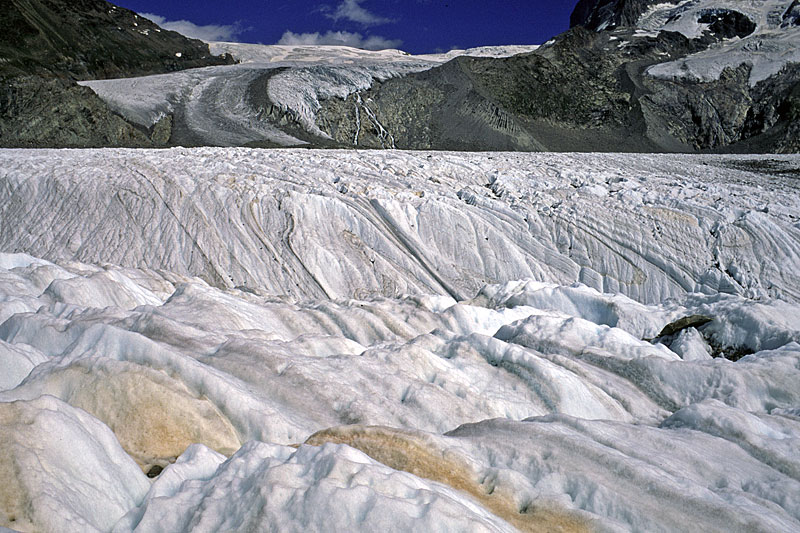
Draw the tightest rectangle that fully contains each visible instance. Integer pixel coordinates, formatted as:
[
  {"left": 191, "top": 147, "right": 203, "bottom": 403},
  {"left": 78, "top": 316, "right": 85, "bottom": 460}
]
[
  {"left": 0, "top": 0, "right": 232, "bottom": 80},
  {"left": 697, "top": 9, "right": 757, "bottom": 39},
  {"left": 0, "top": 0, "right": 233, "bottom": 148},
  {"left": 0, "top": 76, "right": 168, "bottom": 148},
  {"left": 570, "top": 0, "right": 680, "bottom": 31},
  {"left": 640, "top": 62, "right": 800, "bottom": 152},
  {"left": 785, "top": 0, "right": 800, "bottom": 26},
  {"left": 315, "top": 26, "right": 800, "bottom": 153},
  {"left": 316, "top": 28, "right": 673, "bottom": 152}
]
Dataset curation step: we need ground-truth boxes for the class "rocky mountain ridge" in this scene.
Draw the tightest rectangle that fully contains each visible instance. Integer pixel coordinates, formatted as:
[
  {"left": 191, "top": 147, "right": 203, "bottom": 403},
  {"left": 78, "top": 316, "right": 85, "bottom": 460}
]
[
  {"left": 0, "top": 0, "right": 798, "bottom": 152},
  {"left": 0, "top": 0, "right": 232, "bottom": 147},
  {"left": 570, "top": 0, "right": 676, "bottom": 31},
  {"left": 312, "top": 0, "right": 800, "bottom": 152}
]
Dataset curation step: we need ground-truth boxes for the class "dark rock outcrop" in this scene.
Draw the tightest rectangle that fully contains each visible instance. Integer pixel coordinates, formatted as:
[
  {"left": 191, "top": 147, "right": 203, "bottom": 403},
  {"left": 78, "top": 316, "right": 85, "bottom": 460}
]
[
  {"left": 315, "top": 25, "right": 798, "bottom": 153},
  {"left": 656, "top": 315, "right": 714, "bottom": 338},
  {"left": 0, "top": 76, "right": 157, "bottom": 147},
  {"left": 0, "top": 0, "right": 233, "bottom": 148},
  {"left": 570, "top": 0, "right": 679, "bottom": 31},
  {"left": 783, "top": 0, "right": 800, "bottom": 27},
  {"left": 318, "top": 28, "right": 676, "bottom": 152},
  {"left": 0, "top": 0, "right": 233, "bottom": 80},
  {"left": 697, "top": 9, "right": 757, "bottom": 39}
]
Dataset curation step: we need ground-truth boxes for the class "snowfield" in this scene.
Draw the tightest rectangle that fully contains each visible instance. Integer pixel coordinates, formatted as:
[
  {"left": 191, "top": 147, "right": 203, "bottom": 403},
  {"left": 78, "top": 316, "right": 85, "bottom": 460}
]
[{"left": 1, "top": 148, "right": 799, "bottom": 532}]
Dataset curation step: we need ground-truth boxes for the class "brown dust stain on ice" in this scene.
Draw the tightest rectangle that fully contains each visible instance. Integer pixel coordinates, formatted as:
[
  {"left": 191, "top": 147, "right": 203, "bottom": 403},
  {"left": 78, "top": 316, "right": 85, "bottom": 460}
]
[
  {"left": 44, "top": 362, "right": 241, "bottom": 469},
  {"left": 306, "top": 425, "right": 591, "bottom": 533},
  {"left": 0, "top": 402, "right": 35, "bottom": 532}
]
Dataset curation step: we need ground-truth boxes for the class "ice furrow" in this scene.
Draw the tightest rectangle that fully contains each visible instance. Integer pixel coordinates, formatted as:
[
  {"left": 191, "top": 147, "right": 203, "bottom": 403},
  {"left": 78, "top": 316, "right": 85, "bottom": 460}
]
[{"left": 369, "top": 199, "right": 466, "bottom": 301}]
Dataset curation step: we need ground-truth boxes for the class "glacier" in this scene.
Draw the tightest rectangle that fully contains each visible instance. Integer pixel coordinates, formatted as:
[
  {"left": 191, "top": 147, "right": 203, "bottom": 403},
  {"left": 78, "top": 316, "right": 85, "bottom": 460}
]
[
  {"left": 3, "top": 149, "right": 799, "bottom": 303},
  {"left": 78, "top": 42, "right": 541, "bottom": 147},
  {"left": 1, "top": 148, "right": 799, "bottom": 532}
]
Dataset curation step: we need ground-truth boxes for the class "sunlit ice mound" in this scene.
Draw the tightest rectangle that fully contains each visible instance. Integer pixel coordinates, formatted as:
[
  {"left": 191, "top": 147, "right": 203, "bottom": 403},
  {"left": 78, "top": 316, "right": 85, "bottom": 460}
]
[{"left": 0, "top": 253, "right": 799, "bottom": 530}]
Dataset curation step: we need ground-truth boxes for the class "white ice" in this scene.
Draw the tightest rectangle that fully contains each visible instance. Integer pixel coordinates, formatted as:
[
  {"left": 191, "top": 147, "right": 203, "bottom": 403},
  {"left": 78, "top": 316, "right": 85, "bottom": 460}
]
[
  {"left": 0, "top": 147, "right": 799, "bottom": 532},
  {"left": 3, "top": 149, "right": 798, "bottom": 304}
]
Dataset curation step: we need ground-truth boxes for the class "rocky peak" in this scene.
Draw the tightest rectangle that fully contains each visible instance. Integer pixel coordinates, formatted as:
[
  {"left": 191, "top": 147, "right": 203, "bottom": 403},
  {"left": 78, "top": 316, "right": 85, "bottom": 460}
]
[
  {"left": 696, "top": 8, "right": 757, "bottom": 39},
  {"left": 784, "top": 0, "right": 800, "bottom": 26},
  {"left": 570, "top": 0, "right": 680, "bottom": 31},
  {"left": 0, "top": 0, "right": 233, "bottom": 80}
]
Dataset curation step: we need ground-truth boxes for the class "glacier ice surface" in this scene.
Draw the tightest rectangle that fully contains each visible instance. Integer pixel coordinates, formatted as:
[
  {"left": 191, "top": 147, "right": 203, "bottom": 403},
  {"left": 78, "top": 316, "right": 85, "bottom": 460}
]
[{"left": 0, "top": 148, "right": 799, "bottom": 532}]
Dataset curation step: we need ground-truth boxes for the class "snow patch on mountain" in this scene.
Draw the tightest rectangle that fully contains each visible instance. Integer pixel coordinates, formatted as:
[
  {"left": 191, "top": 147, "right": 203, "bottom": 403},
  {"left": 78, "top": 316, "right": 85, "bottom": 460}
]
[
  {"left": 639, "top": 0, "right": 800, "bottom": 84},
  {"left": 208, "top": 42, "right": 540, "bottom": 65}
]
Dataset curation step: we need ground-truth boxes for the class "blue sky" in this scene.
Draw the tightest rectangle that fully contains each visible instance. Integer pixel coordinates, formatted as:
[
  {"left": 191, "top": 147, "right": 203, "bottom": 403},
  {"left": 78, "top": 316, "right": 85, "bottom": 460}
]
[{"left": 114, "top": 0, "right": 578, "bottom": 53}]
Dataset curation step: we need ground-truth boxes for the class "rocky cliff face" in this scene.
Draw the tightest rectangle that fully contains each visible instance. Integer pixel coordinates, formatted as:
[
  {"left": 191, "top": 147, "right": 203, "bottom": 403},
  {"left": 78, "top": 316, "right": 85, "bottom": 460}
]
[
  {"left": 313, "top": 0, "right": 799, "bottom": 153},
  {"left": 0, "top": 77, "right": 176, "bottom": 148},
  {"left": 316, "top": 28, "right": 658, "bottom": 151},
  {"left": 315, "top": 27, "right": 798, "bottom": 153},
  {"left": 0, "top": 0, "right": 232, "bottom": 80},
  {"left": 570, "top": 0, "right": 676, "bottom": 31},
  {"left": 0, "top": 0, "right": 233, "bottom": 148}
]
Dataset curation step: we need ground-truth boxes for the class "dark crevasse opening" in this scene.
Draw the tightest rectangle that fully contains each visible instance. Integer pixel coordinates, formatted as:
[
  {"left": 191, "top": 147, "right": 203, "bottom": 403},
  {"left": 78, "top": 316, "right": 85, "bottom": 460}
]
[{"left": 697, "top": 9, "right": 757, "bottom": 39}]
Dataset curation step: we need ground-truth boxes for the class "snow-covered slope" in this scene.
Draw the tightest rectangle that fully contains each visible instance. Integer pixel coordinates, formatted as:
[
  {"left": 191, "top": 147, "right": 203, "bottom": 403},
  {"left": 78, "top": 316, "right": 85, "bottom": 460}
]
[
  {"left": 207, "top": 42, "right": 421, "bottom": 64},
  {"left": 638, "top": 0, "right": 800, "bottom": 84},
  {"left": 207, "top": 42, "right": 540, "bottom": 65},
  {"left": 1, "top": 148, "right": 799, "bottom": 531}
]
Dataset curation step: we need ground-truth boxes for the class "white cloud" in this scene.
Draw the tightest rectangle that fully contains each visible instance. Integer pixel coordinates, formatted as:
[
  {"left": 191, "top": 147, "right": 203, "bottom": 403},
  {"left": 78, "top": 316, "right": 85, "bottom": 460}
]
[
  {"left": 140, "top": 13, "right": 242, "bottom": 42},
  {"left": 277, "top": 30, "right": 402, "bottom": 51},
  {"left": 327, "top": 0, "right": 390, "bottom": 26}
]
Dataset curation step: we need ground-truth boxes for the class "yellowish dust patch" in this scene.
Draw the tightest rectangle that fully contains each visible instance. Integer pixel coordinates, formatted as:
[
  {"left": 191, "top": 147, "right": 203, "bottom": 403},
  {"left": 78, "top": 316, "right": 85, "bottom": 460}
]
[
  {"left": 306, "top": 425, "right": 590, "bottom": 533},
  {"left": 642, "top": 206, "right": 700, "bottom": 227},
  {"left": 56, "top": 362, "right": 240, "bottom": 469},
  {"left": 0, "top": 403, "right": 37, "bottom": 532}
]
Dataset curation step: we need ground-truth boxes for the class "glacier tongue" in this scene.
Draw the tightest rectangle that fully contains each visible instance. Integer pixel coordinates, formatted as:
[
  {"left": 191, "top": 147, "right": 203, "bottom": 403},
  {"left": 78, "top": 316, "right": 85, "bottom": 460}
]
[
  {"left": 78, "top": 44, "right": 444, "bottom": 146},
  {"left": 1, "top": 147, "right": 799, "bottom": 532},
  {"left": 79, "top": 42, "right": 544, "bottom": 147}
]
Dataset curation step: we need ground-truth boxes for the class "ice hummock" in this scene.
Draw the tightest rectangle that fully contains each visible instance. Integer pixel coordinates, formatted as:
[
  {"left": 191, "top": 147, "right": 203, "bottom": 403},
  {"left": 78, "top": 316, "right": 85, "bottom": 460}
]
[{"left": 0, "top": 245, "right": 799, "bottom": 531}]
